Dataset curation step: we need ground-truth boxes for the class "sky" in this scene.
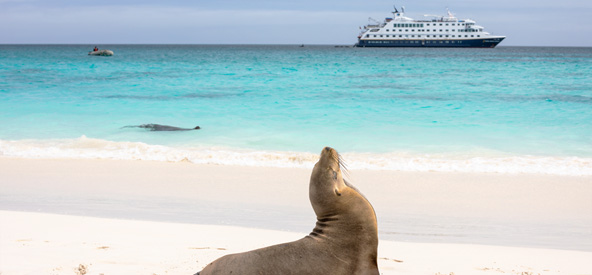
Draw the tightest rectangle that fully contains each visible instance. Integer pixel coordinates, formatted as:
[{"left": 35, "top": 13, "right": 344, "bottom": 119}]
[{"left": 1, "top": 0, "right": 591, "bottom": 46}]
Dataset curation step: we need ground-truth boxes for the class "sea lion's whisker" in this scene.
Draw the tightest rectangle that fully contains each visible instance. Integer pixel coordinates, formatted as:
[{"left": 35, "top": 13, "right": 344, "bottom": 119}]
[{"left": 337, "top": 153, "right": 350, "bottom": 180}]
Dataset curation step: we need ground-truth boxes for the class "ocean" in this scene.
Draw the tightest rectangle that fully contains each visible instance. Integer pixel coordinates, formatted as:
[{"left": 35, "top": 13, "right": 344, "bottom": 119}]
[{"left": 1, "top": 45, "right": 591, "bottom": 175}]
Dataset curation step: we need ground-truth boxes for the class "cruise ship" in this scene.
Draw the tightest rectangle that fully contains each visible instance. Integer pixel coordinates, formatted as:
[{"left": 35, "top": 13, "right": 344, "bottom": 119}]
[{"left": 355, "top": 6, "right": 505, "bottom": 48}]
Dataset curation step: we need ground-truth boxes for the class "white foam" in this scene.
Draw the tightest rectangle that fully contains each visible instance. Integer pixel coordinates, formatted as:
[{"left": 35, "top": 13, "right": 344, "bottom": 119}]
[{"left": 1, "top": 136, "right": 591, "bottom": 176}]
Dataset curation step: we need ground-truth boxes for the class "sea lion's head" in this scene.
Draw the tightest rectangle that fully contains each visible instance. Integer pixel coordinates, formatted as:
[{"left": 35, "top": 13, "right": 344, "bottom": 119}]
[{"left": 309, "top": 147, "right": 348, "bottom": 216}]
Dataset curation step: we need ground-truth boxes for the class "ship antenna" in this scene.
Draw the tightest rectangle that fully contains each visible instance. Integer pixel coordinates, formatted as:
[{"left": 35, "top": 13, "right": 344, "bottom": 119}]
[
  {"left": 393, "top": 5, "right": 399, "bottom": 13},
  {"left": 401, "top": 6, "right": 405, "bottom": 13}
]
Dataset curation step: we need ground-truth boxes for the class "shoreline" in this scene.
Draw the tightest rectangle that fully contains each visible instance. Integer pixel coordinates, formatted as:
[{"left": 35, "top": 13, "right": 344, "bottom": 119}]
[
  {"left": 2, "top": 210, "right": 591, "bottom": 274},
  {"left": 1, "top": 157, "right": 591, "bottom": 251},
  {"left": 1, "top": 156, "right": 592, "bottom": 273}
]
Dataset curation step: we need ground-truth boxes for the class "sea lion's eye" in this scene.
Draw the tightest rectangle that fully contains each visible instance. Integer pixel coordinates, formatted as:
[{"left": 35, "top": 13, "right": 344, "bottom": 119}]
[{"left": 332, "top": 171, "right": 338, "bottom": 180}]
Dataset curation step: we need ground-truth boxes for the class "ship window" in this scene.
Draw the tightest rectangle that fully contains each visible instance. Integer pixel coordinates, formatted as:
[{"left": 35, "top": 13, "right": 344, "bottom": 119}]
[
  {"left": 412, "top": 29, "right": 415, "bottom": 32},
  {"left": 386, "top": 29, "right": 389, "bottom": 32},
  {"left": 373, "top": 35, "right": 377, "bottom": 37},
  {"left": 452, "top": 29, "right": 455, "bottom": 32},
  {"left": 411, "top": 35, "right": 415, "bottom": 37},
  {"left": 380, "top": 35, "right": 383, "bottom": 37},
  {"left": 478, "top": 35, "right": 480, "bottom": 37},
  {"left": 471, "top": 35, "right": 474, "bottom": 37},
  {"left": 439, "top": 29, "right": 442, "bottom": 32},
  {"left": 446, "top": 35, "right": 449, "bottom": 37},
  {"left": 427, "top": 23, "right": 430, "bottom": 26},
  {"left": 399, "top": 35, "right": 403, "bottom": 37},
  {"left": 399, "top": 29, "right": 402, "bottom": 32},
  {"left": 366, "top": 35, "right": 369, "bottom": 38},
  {"left": 446, "top": 24, "right": 449, "bottom": 26},
  {"left": 439, "top": 35, "right": 443, "bottom": 37},
  {"left": 452, "top": 24, "right": 455, "bottom": 26},
  {"left": 439, "top": 23, "right": 442, "bottom": 26},
  {"left": 405, "top": 29, "right": 408, "bottom": 32},
  {"left": 421, "top": 24, "right": 424, "bottom": 27},
  {"left": 446, "top": 29, "right": 449, "bottom": 32},
  {"left": 452, "top": 35, "right": 455, "bottom": 37}
]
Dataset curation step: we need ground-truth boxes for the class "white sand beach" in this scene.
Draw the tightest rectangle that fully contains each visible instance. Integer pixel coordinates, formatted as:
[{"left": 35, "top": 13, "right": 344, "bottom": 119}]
[{"left": 1, "top": 157, "right": 591, "bottom": 274}]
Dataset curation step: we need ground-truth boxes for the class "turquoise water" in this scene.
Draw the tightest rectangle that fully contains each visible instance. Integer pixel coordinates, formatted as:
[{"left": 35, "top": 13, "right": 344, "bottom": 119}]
[{"left": 1, "top": 45, "right": 591, "bottom": 174}]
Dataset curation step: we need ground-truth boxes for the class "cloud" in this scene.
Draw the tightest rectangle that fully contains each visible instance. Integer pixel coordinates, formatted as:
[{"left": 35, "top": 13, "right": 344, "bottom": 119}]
[{"left": 0, "top": 5, "right": 369, "bottom": 44}]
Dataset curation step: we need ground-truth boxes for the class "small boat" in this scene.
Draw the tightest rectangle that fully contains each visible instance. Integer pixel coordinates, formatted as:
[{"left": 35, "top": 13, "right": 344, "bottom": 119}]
[{"left": 88, "top": 50, "right": 114, "bottom": 56}]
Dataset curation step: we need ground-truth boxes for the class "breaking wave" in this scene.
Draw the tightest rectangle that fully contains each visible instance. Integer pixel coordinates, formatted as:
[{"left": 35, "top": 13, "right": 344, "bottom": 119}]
[{"left": 1, "top": 136, "right": 591, "bottom": 176}]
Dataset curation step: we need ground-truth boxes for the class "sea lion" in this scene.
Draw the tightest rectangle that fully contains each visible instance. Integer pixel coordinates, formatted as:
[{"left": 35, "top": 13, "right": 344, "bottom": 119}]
[
  {"left": 196, "top": 147, "right": 379, "bottom": 275},
  {"left": 125, "top": 124, "right": 200, "bottom": 131}
]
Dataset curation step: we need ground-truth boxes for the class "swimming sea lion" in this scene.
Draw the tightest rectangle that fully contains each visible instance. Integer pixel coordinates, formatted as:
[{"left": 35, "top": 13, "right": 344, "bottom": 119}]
[
  {"left": 126, "top": 124, "right": 200, "bottom": 131},
  {"left": 196, "top": 147, "right": 379, "bottom": 275}
]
